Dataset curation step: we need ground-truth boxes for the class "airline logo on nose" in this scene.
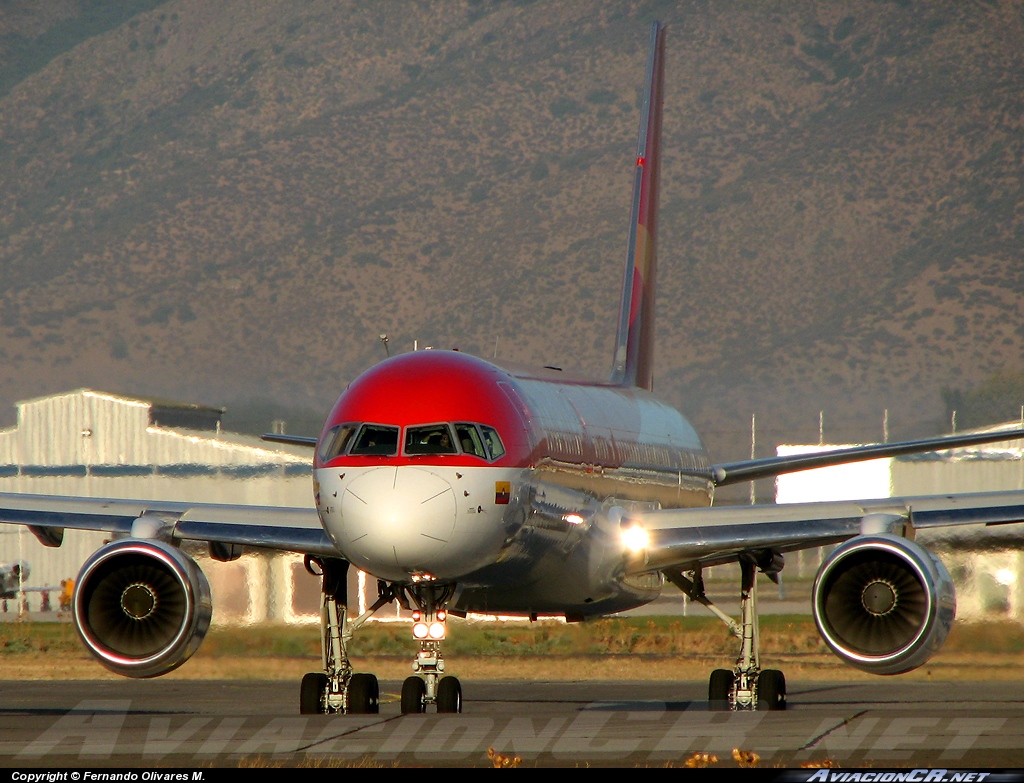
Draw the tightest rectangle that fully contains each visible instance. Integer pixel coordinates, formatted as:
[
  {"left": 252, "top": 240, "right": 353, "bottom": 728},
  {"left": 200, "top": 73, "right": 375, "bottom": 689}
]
[{"left": 495, "top": 482, "right": 511, "bottom": 505}]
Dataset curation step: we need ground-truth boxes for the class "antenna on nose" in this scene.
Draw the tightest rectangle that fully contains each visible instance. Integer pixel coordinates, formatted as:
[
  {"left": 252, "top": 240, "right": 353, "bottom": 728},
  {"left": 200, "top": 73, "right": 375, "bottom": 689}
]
[{"left": 379, "top": 333, "right": 390, "bottom": 358}]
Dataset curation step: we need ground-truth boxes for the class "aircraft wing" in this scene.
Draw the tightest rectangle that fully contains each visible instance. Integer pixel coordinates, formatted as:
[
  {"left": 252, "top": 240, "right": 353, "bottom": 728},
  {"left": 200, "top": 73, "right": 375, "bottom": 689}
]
[
  {"left": 710, "top": 427, "right": 1024, "bottom": 486},
  {"left": 628, "top": 489, "right": 1024, "bottom": 573},
  {"left": 261, "top": 433, "right": 318, "bottom": 447},
  {"left": 0, "top": 492, "right": 334, "bottom": 556}
]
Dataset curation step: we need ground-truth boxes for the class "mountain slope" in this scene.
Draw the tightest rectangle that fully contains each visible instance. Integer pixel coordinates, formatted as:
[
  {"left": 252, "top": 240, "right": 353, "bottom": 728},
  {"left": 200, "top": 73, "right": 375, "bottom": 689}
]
[{"left": 1, "top": 0, "right": 1023, "bottom": 465}]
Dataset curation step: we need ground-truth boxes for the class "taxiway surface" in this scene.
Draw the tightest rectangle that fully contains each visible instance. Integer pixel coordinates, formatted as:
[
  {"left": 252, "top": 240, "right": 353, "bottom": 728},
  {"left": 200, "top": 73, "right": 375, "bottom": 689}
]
[{"left": 0, "top": 679, "right": 1021, "bottom": 767}]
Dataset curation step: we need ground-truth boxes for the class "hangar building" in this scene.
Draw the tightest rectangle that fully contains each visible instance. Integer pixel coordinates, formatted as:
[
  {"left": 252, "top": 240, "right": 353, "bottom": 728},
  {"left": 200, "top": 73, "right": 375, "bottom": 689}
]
[
  {"left": 775, "top": 423, "right": 1024, "bottom": 620},
  {"left": 0, "top": 389, "right": 331, "bottom": 624}
]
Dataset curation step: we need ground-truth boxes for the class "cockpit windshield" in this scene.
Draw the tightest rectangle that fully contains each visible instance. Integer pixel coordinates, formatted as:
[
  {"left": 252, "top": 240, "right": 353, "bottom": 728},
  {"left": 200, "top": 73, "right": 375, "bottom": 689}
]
[
  {"left": 455, "top": 424, "right": 486, "bottom": 458},
  {"left": 349, "top": 424, "right": 400, "bottom": 456},
  {"left": 318, "top": 421, "right": 504, "bottom": 461},
  {"left": 318, "top": 424, "right": 357, "bottom": 462},
  {"left": 456, "top": 423, "right": 505, "bottom": 460},
  {"left": 480, "top": 425, "right": 505, "bottom": 460},
  {"left": 405, "top": 424, "right": 458, "bottom": 455}
]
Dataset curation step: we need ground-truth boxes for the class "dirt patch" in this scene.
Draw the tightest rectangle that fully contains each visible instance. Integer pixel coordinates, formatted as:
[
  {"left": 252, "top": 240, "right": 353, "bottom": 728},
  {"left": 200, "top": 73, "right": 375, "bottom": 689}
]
[{"left": 2, "top": 650, "right": 1024, "bottom": 681}]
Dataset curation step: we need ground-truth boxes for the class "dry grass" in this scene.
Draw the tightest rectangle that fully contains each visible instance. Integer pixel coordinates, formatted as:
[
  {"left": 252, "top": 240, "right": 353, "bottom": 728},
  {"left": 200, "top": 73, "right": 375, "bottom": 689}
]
[
  {"left": 2, "top": 650, "right": 1024, "bottom": 682},
  {"left": 2, "top": 618, "right": 1024, "bottom": 681}
]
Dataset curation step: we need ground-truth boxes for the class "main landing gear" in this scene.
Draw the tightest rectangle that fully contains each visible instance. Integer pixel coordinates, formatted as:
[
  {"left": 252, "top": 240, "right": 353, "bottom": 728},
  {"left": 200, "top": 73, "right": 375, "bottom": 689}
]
[
  {"left": 300, "top": 556, "right": 391, "bottom": 714},
  {"left": 299, "top": 557, "right": 462, "bottom": 715},
  {"left": 666, "top": 551, "right": 787, "bottom": 711}
]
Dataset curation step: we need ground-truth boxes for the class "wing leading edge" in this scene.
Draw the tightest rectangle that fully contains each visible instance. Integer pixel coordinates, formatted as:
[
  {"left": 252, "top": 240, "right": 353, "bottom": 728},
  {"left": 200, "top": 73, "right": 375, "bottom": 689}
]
[
  {"left": 710, "top": 427, "right": 1024, "bottom": 486},
  {"left": 626, "top": 488, "right": 1024, "bottom": 574},
  {"left": 0, "top": 493, "right": 334, "bottom": 556}
]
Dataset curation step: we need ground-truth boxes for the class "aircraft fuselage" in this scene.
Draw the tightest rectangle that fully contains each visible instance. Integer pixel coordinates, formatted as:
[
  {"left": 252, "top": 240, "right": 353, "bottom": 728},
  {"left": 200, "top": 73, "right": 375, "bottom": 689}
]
[{"left": 314, "top": 350, "right": 712, "bottom": 618}]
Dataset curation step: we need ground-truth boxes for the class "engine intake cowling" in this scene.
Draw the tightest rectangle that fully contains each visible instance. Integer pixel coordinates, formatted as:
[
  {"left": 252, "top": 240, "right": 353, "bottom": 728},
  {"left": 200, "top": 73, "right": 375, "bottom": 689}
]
[
  {"left": 812, "top": 534, "right": 955, "bottom": 675},
  {"left": 73, "top": 539, "right": 212, "bottom": 678}
]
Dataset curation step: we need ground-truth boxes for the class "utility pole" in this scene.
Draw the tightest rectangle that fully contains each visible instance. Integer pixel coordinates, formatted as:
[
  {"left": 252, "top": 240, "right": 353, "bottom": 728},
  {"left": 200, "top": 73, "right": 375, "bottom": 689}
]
[{"left": 750, "top": 414, "right": 756, "bottom": 506}]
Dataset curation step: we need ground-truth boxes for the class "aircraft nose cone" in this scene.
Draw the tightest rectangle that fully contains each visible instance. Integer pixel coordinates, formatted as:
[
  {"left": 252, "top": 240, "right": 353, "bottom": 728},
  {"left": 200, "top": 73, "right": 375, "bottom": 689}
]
[{"left": 339, "top": 467, "right": 457, "bottom": 572}]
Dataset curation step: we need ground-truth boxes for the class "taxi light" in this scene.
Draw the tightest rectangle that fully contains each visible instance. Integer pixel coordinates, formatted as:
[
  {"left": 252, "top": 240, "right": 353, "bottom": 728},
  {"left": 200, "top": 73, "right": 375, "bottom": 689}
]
[
  {"left": 437, "top": 609, "right": 446, "bottom": 621},
  {"left": 412, "top": 610, "right": 422, "bottom": 622},
  {"left": 413, "top": 622, "right": 429, "bottom": 639},
  {"left": 622, "top": 524, "right": 650, "bottom": 553},
  {"left": 428, "top": 622, "right": 446, "bottom": 640},
  {"left": 564, "top": 513, "right": 585, "bottom": 526}
]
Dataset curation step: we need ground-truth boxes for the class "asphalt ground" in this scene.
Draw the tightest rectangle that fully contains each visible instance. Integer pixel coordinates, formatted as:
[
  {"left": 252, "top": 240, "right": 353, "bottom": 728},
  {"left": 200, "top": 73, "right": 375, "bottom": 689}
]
[{"left": 0, "top": 679, "right": 1022, "bottom": 768}]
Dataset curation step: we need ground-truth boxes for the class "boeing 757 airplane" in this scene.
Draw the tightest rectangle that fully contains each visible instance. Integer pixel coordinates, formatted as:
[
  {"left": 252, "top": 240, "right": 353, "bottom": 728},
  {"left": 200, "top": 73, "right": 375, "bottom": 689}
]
[{"left": 3, "top": 23, "right": 1024, "bottom": 713}]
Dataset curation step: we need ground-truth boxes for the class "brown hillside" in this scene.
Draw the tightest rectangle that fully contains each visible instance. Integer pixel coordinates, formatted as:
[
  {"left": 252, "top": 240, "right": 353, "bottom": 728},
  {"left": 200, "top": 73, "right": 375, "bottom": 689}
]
[{"left": 1, "top": 0, "right": 1023, "bottom": 469}]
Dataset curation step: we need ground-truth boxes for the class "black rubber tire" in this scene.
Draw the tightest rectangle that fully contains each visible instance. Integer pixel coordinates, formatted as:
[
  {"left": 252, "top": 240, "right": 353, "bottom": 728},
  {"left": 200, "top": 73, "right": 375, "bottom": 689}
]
[
  {"left": 348, "top": 673, "right": 380, "bottom": 714},
  {"left": 436, "top": 676, "right": 462, "bottom": 713},
  {"left": 708, "top": 669, "right": 734, "bottom": 711},
  {"left": 300, "top": 672, "right": 328, "bottom": 714},
  {"left": 757, "top": 669, "right": 787, "bottom": 711},
  {"left": 401, "top": 676, "right": 426, "bottom": 714}
]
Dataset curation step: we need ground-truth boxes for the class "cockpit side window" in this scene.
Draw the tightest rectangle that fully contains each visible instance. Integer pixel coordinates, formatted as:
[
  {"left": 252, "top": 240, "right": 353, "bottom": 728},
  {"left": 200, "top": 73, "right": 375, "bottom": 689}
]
[
  {"left": 318, "top": 424, "right": 357, "bottom": 462},
  {"left": 480, "top": 425, "right": 505, "bottom": 460},
  {"left": 455, "top": 423, "right": 487, "bottom": 459},
  {"left": 405, "top": 424, "right": 458, "bottom": 455},
  {"left": 349, "top": 424, "right": 400, "bottom": 456}
]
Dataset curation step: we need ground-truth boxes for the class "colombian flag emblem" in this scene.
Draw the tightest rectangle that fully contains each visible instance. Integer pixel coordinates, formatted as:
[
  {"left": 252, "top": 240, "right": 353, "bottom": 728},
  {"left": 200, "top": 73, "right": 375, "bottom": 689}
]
[{"left": 494, "top": 481, "right": 511, "bottom": 505}]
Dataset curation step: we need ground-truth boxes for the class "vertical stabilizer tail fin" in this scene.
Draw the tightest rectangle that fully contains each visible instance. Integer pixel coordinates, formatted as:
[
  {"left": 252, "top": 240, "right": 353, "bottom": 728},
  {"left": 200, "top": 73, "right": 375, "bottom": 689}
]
[{"left": 610, "top": 21, "right": 665, "bottom": 391}]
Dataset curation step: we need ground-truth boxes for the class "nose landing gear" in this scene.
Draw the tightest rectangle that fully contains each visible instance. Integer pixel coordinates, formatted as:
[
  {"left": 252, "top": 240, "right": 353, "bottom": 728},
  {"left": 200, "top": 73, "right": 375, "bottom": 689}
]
[
  {"left": 401, "top": 584, "right": 462, "bottom": 714},
  {"left": 300, "top": 559, "right": 462, "bottom": 715}
]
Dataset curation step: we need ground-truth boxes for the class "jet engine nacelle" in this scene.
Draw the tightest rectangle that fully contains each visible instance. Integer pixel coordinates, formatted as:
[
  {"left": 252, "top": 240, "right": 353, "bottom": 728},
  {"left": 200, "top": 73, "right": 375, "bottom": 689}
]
[
  {"left": 812, "top": 534, "right": 955, "bottom": 675},
  {"left": 73, "top": 539, "right": 212, "bottom": 678}
]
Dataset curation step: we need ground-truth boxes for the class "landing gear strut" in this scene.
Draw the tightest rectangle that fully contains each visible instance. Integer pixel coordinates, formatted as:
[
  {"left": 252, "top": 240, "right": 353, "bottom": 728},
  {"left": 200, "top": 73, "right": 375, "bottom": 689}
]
[
  {"left": 300, "top": 557, "right": 394, "bottom": 714},
  {"left": 665, "top": 551, "right": 786, "bottom": 711},
  {"left": 401, "top": 583, "right": 461, "bottom": 714}
]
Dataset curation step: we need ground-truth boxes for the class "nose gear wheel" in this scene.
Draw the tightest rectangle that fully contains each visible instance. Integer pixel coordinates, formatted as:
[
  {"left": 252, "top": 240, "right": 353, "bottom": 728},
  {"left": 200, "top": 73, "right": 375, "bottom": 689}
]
[
  {"left": 401, "top": 583, "right": 461, "bottom": 714},
  {"left": 401, "top": 676, "right": 427, "bottom": 714},
  {"left": 299, "top": 558, "right": 462, "bottom": 715}
]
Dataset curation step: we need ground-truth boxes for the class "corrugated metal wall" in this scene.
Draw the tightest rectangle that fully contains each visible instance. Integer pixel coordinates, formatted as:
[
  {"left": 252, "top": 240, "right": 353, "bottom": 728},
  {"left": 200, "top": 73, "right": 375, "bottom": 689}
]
[
  {"left": 0, "top": 390, "right": 309, "bottom": 468},
  {"left": 776, "top": 438, "right": 1024, "bottom": 621},
  {"left": 892, "top": 458, "right": 1024, "bottom": 495},
  {"left": 0, "top": 390, "right": 321, "bottom": 624}
]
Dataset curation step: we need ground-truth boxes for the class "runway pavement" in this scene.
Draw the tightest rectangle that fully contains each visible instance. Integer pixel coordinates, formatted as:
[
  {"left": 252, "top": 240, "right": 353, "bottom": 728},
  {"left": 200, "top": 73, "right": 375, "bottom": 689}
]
[{"left": 1, "top": 679, "right": 1022, "bottom": 768}]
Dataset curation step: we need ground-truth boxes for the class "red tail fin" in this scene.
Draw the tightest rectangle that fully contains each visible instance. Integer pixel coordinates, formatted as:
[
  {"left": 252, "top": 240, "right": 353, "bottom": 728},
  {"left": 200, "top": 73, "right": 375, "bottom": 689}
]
[{"left": 610, "top": 22, "right": 665, "bottom": 391}]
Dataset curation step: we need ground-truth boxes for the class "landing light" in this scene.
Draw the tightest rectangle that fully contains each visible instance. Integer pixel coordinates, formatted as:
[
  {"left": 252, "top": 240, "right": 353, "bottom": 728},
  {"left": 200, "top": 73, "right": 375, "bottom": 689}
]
[
  {"left": 622, "top": 525, "right": 650, "bottom": 553},
  {"left": 563, "top": 513, "right": 585, "bottom": 526},
  {"left": 412, "top": 620, "right": 446, "bottom": 640}
]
